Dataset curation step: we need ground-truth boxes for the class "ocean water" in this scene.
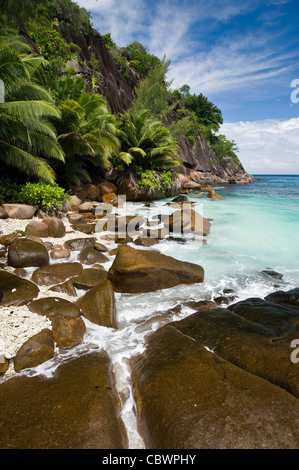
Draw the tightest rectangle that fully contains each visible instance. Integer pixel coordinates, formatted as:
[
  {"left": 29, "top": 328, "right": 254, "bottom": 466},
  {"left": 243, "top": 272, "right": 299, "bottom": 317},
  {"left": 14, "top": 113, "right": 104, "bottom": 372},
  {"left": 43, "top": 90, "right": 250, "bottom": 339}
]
[{"left": 22, "top": 174, "right": 299, "bottom": 448}]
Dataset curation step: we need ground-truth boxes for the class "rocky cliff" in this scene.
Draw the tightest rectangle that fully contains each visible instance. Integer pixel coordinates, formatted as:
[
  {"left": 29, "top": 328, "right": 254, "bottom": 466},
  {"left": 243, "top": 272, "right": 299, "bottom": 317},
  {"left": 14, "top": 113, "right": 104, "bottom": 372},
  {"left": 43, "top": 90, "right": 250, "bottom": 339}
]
[{"left": 24, "top": 15, "right": 253, "bottom": 187}]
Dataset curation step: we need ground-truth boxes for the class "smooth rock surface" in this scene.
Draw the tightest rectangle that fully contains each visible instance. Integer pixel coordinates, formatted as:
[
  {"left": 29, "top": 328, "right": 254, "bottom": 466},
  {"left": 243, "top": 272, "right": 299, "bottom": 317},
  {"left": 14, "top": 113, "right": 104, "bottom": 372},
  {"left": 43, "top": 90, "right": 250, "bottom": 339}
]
[
  {"left": 0, "top": 270, "right": 39, "bottom": 306},
  {"left": 13, "top": 328, "right": 55, "bottom": 372},
  {"left": 31, "top": 263, "right": 83, "bottom": 286},
  {"left": 131, "top": 324, "right": 299, "bottom": 449},
  {"left": 108, "top": 245, "right": 204, "bottom": 293},
  {"left": 0, "top": 353, "right": 127, "bottom": 448},
  {"left": 77, "top": 280, "right": 117, "bottom": 328},
  {"left": 8, "top": 239, "right": 49, "bottom": 268}
]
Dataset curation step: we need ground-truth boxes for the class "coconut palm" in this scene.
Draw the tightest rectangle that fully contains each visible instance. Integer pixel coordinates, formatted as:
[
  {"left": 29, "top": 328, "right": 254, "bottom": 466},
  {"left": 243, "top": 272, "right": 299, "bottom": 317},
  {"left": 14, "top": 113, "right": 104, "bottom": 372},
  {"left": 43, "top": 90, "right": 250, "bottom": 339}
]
[
  {"left": 0, "top": 26, "right": 64, "bottom": 183},
  {"left": 117, "top": 109, "right": 181, "bottom": 170},
  {"left": 51, "top": 93, "right": 120, "bottom": 186}
]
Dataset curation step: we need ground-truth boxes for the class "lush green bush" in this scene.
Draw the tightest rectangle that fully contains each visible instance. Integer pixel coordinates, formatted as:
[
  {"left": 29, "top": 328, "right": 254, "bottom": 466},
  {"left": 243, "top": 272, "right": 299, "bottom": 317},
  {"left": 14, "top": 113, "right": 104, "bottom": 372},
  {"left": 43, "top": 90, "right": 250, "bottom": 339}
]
[
  {"left": 0, "top": 180, "right": 72, "bottom": 213},
  {"left": 136, "top": 169, "right": 174, "bottom": 191}
]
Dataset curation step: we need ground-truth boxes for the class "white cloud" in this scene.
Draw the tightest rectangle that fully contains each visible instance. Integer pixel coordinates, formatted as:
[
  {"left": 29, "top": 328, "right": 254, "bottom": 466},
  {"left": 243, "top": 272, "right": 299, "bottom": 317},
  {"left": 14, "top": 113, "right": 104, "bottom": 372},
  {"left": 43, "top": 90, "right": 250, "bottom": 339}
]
[{"left": 220, "top": 117, "right": 299, "bottom": 174}]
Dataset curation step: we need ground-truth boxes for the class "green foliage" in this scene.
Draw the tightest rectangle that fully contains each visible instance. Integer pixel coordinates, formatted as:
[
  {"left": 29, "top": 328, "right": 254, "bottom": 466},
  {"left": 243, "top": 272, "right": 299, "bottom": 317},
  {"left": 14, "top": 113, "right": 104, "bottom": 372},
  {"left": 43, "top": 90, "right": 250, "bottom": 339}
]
[
  {"left": 51, "top": 93, "right": 120, "bottom": 186},
  {"left": 136, "top": 169, "right": 174, "bottom": 191},
  {"left": 211, "top": 134, "right": 240, "bottom": 165},
  {"left": 0, "top": 0, "right": 92, "bottom": 33},
  {"left": 0, "top": 179, "right": 70, "bottom": 213},
  {"left": 132, "top": 58, "right": 173, "bottom": 119},
  {"left": 0, "top": 27, "right": 64, "bottom": 183},
  {"left": 17, "top": 181, "right": 70, "bottom": 212},
  {"left": 117, "top": 109, "right": 181, "bottom": 172},
  {"left": 183, "top": 93, "right": 223, "bottom": 132},
  {"left": 168, "top": 109, "right": 199, "bottom": 142},
  {"left": 102, "top": 33, "right": 117, "bottom": 51},
  {"left": 125, "top": 42, "right": 161, "bottom": 78}
]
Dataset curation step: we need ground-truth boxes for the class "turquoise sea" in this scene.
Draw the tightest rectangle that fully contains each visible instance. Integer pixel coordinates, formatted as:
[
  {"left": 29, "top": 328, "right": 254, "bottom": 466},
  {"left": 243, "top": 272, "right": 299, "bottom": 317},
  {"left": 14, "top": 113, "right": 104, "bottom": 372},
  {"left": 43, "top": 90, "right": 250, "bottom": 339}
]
[{"left": 29, "top": 174, "right": 299, "bottom": 448}]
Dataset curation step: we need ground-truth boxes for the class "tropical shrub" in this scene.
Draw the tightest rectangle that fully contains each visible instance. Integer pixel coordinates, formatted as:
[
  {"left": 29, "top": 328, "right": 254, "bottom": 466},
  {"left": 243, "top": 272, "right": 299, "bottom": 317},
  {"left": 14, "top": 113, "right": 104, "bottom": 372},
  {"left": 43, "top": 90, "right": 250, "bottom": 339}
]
[
  {"left": 117, "top": 109, "right": 181, "bottom": 172},
  {"left": 0, "top": 23, "right": 65, "bottom": 183}
]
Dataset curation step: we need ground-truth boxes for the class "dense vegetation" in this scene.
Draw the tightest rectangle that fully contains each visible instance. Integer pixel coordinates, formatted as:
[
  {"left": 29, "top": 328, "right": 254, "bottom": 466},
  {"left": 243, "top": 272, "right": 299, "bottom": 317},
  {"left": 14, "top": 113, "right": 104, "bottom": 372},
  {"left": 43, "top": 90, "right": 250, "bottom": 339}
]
[{"left": 0, "top": 0, "right": 239, "bottom": 210}]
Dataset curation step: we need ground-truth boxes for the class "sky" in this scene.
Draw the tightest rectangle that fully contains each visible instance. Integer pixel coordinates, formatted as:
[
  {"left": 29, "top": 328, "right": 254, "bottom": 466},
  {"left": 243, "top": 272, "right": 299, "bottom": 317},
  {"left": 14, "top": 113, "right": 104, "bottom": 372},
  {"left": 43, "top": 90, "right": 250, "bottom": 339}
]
[{"left": 75, "top": 0, "right": 299, "bottom": 174}]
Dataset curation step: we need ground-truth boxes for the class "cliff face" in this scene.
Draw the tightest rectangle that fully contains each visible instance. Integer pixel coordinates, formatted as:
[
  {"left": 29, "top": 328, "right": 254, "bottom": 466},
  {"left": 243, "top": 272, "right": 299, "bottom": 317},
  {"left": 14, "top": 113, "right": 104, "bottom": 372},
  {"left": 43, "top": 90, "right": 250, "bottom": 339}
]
[
  {"left": 57, "top": 21, "right": 137, "bottom": 114},
  {"left": 25, "top": 16, "right": 253, "bottom": 186}
]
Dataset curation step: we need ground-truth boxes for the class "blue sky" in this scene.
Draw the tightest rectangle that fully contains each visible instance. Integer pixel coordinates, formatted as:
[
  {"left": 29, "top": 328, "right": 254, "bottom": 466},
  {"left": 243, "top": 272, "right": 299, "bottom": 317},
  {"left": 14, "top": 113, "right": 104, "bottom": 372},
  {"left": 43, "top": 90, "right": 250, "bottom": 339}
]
[{"left": 76, "top": 0, "right": 299, "bottom": 173}]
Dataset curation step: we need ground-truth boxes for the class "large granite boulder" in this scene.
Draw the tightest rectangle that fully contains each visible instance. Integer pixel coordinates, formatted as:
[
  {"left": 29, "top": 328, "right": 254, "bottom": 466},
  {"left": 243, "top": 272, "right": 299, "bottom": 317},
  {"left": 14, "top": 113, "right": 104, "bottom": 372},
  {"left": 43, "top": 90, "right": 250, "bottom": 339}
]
[
  {"left": 51, "top": 315, "right": 86, "bottom": 348},
  {"left": 2, "top": 204, "right": 36, "bottom": 219},
  {"left": 167, "top": 208, "right": 211, "bottom": 237},
  {"left": 8, "top": 238, "right": 49, "bottom": 268},
  {"left": 0, "top": 352, "right": 127, "bottom": 448},
  {"left": 41, "top": 217, "right": 66, "bottom": 238},
  {"left": 0, "top": 270, "right": 39, "bottom": 306},
  {"left": 71, "top": 268, "right": 108, "bottom": 290},
  {"left": 31, "top": 262, "right": 83, "bottom": 286},
  {"left": 131, "top": 324, "right": 299, "bottom": 449},
  {"left": 173, "top": 304, "right": 299, "bottom": 398},
  {"left": 76, "top": 280, "right": 117, "bottom": 328},
  {"left": 13, "top": 329, "right": 55, "bottom": 372},
  {"left": 28, "top": 297, "right": 82, "bottom": 319},
  {"left": 265, "top": 288, "right": 299, "bottom": 307},
  {"left": 108, "top": 245, "right": 204, "bottom": 293},
  {"left": 64, "top": 237, "right": 96, "bottom": 251},
  {"left": 78, "top": 247, "right": 109, "bottom": 265}
]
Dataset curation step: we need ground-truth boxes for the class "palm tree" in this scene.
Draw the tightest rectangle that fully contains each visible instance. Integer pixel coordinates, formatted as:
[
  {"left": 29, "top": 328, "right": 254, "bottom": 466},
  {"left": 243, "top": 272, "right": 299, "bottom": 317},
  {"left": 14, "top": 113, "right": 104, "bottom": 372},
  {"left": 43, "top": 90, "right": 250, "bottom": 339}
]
[
  {"left": 117, "top": 109, "right": 182, "bottom": 170},
  {"left": 0, "top": 23, "right": 64, "bottom": 183},
  {"left": 52, "top": 93, "right": 120, "bottom": 186}
]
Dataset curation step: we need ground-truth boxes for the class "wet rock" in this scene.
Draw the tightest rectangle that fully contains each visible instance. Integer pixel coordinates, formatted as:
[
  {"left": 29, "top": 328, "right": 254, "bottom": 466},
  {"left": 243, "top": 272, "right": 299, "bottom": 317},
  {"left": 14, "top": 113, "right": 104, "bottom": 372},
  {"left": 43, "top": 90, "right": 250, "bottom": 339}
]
[
  {"left": 0, "top": 352, "right": 127, "bottom": 448},
  {"left": 265, "top": 288, "right": 299, "bottom": 306},
  {"left": 0, "top": 233, "right": 21, "bottom": 246},
  {"left": 183, "top": 181, "right": 202, "bottom": 190},
  {"left": 171, "top": 195, "right": 189, "bottom": 203},
  {"left": 25, "top": 221, "right": 50, "bottom": 237},
  {"left": 67, "top": 213, "right": 85, "bottom": 225},
  {"left": 71, "top": 268, "right": 108, "bottom": 290},
  {"left": 101, "top": 192, "right": 118, "bottom": 206},
  {"left": 71, "top": 223, "right": 96, "bottom": 234},
  {"left": 28, "top": 297, "right": 82, "bottom": 319},
  {"left": 64, "top": 237, "right": 96, "bottom": 251},
  {"left": 50, "top": 248, "right": 71, "bottom": 260},
  {"left": 13, "top": 267, "right": 27, "bottom": 278},
  {"left": 94, "top": 242, "right": 109, "bottom": 252},
  {"left": 97, "top": 181, "right": 117, "bottom": 196},
  {"left": 51, "top": 315, "right": 86, "bottom": 348},
  {"left": 262, "top": 270, "right": 284, "bottom": 280},
  {"left": 83, "top": 184, "right": 101, "bottom": 201},
  {"left": 0, "top": 271, "right": 39, "bottom": 307},
  {"left": 78, "top": 202, "right": 96, "bottom": 213},
  {"left": 228, "top": 298, "right": 299, "bottom": 336},
  {"left": 8, "top": 239, "right": 49, "bottom": 268},
  {"left": 133, "top": 237, "right": 159, "bottom": 247},
  {"left": 168, "top": 208, "right": 211, "bottom": 236},
  {"left": 0, "top": 356, "right": 9, "bottom": 375},
  {"left": 42, "top": 217, "right": 66, "bottom": 238},
  {"left": 2, "top": 204, "right": 36, "bottom": 219},
  {"left": 13, "top": 329, "right": 55, "bottom": 372},
  {"left": 173, "top": 305, "right": 299, "bottom": 398},
  {"left": 78, "top": 247, "right": 109, "bottom": 265},
  {"left": 207, "top": 189, "right": 224, "bottom": 200},
  {"left": 77, "top": 280, "right": 117, "bottom": 328},
  {"left": 131, "top": 324, "right": 299, "bottom": 449},
  {"left": 31, "top": 262, "right": 83, "bottom": 286},
  {"left": 49, "top": 280, "right": 77, "bottom": 297},
  {"left": 0, "top": 206, "right": 7, "bottom": 219},
  {"left": 108, "top": 245, "right": 204, "bottom": 293}
]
